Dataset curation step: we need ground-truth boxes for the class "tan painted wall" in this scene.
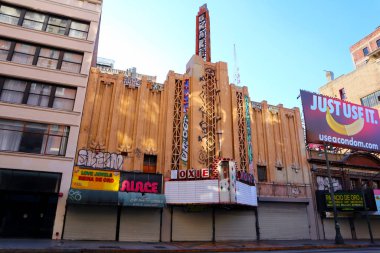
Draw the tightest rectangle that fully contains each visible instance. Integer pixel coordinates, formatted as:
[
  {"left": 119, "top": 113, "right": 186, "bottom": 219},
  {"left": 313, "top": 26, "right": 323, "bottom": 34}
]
[
  {"left": 82, "top": 55, "right": 311, "bottom": 190},
  {"left": 80, "top": 54, "right": 316, "bottom": 239},
  {"left": 319, "top": 60, "right": 380, "bottom": 111}
]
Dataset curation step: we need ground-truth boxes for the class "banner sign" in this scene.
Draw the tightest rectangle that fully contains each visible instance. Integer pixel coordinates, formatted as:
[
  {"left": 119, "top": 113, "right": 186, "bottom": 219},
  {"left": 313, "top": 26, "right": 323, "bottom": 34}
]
[
  {"left": 244, "top": 95, "right": 254, "bottom": 174},
  {"left": 181, "top": 79, "right": 190, "bottom": 165},
  {"left": 300, "top": 90, "right": 380, "bottom": 152},
  {"left": 237, "top": 171, "right": 255, "bottom": 186},
  {"left": 316, "top": 190, "right": 365, "bottom": 211},
  {"left": 118, "top": 192, "right": 165, "bottom": 208},
  {"left": 374, "top": 189, "right": 380, "bottom": 214},
  {"left": 325, "top": 192, "right": 364, "bottom": 211},
  {"left": 71, "top": 167, "right": 120, "bottom": 191},
  {"left": 119, "top": 172, "right": 162, "bottom": 194}
]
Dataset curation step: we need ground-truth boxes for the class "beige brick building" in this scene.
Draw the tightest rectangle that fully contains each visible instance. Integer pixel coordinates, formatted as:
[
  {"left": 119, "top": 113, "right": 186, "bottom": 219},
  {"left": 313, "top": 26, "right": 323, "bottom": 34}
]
[
  {"left": 0, "top": 0, "right": 102, "bottom": 238},
  {"left": 320, "top": 27, "right": 380, "bottom": 111}
]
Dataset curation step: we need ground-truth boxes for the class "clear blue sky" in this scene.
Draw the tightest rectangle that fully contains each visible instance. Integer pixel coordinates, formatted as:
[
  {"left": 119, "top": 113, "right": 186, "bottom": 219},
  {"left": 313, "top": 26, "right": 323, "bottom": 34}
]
[{"left": 98, "top": 0, "right": 380, "bottom": 109}]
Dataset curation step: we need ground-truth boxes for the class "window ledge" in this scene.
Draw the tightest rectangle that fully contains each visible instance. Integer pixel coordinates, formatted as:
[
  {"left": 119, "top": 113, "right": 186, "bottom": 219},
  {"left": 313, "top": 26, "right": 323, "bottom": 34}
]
[
  {"left": 0, "top": 21, "right": 94, "bottom": 45},
  {"left": 0, "top": 101, "right": 81, "bottom": 116},
  {"left": 0, "top": 151, "right": 74, "bottom": 161},
  {"left": 0, "top": 60, "right": 88, "bottom": 79}
]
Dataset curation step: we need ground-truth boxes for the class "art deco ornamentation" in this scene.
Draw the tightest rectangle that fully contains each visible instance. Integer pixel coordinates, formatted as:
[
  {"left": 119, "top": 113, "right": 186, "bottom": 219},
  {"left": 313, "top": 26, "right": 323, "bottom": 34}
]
[
  {"left": 198, "top": 68, "right": 218, "bottom": 167},
  {"left": 171, "top": 79, "right": 183, "bottom": 171},
  {"left": 236, "top": 92, "right": 247, "bottom": 172}
]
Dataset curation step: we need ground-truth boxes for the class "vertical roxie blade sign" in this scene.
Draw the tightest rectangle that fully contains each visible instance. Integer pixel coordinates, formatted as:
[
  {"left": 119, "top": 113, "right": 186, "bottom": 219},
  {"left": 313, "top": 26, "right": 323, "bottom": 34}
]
[
  {"left": 181, "top": 79, "right": 190, "bottom": 166},
  {"left": 196, "top": 4, "right": 211, "bottom": 62}
]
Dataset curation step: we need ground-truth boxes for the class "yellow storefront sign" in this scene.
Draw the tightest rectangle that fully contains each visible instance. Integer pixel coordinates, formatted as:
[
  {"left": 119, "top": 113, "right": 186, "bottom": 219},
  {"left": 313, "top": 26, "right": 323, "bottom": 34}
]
[{"left": 71, "top": 167, "right": 120, "bottom": 191}]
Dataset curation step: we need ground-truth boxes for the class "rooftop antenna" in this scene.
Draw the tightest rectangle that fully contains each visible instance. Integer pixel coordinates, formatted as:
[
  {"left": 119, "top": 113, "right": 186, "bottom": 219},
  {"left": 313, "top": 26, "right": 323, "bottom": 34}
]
[{"left": 233, "top": 44, "right": 240, "bottom": 85}]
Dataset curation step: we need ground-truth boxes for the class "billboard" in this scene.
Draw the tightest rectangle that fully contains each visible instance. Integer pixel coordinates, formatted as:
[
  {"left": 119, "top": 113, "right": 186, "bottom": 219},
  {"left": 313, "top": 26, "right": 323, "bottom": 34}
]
[
  {"left": 300, "top": 90, "right": 380, "bottom": 152},
  {"left": 71, "top": 167, "right": 120, "bottom": 191}
]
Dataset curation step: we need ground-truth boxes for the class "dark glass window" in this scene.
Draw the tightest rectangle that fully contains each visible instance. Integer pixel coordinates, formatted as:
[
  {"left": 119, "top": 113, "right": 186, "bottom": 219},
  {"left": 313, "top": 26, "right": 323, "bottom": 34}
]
[
  {"left": 0, "top": 38, "right": 83, "bottom": 73},
  {"left": 143, "top": 154, "right": 157, "bottom": 173},
  {"left": 350, "top": 178, "right": 360, "bottom": 190},
  {"left": 0, "top": 76, "right": 76, "bottom": 111},
  {"left": 363, "top": 47, "right": 369, "bottom": 56},
  {"left": 0, "top": 169, "right": 61, "bottom": 193},
  {"left": 361, "top": 90, "right": 380, "bottom": 108},
  {"left": 0, "top": 119, "right": 69, "bottom": 156},
  {"left": 339, "top": 88, "right": 347, "bottom": 100},
  {"left": 257, "top": 166, "right": 267, "bottom": 182},
  {"left": 377, "top": 39, "right": 380, "bottom": 48}
]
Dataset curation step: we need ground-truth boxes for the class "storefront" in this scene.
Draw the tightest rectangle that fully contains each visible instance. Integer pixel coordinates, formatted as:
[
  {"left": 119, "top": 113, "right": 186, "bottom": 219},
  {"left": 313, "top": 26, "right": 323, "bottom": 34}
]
[
  {"left": 258, "top": 202, "right": 310, "bottom": 240},
  {"left": 63, "top": 167, "right": 165, "bottom": 241},
  {"left": 118, "top": 172, "right": 165, "bottom": 242},
  {"left": 315, "top": 189, "right": 380, "bottom": 240},
  {"left": 309, "top": 150, "right": 380, "bottom": 240},
  {"left": 0, "top": 168, "right": 61, "bottom": 238},
  {"left": 166, "top": 159, "right": 258, "bottom": 241}
]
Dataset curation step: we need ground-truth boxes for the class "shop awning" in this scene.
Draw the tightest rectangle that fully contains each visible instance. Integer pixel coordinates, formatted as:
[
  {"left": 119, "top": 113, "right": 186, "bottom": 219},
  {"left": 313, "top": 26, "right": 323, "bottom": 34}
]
[{"left": 67, "top": 188, "right": 118, "bottom": 205}]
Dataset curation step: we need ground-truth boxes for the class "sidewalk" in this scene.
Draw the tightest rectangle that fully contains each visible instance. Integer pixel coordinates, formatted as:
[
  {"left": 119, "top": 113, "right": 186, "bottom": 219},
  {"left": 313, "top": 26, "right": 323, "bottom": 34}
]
[{"left": 0, "top": 239, "right": 379, "bottom": 252}]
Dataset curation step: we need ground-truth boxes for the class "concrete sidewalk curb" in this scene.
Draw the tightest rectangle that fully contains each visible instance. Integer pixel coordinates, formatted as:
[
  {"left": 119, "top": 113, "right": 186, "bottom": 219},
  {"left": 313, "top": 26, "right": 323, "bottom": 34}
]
[{"left": 0, "top": 242, "right": 379, "bottom": 253}]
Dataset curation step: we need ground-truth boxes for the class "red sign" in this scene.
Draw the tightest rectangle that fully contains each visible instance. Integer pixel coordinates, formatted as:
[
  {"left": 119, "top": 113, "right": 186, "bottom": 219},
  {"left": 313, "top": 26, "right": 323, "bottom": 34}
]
[
  {"left": 178, "top": 168, "right": 210, "bottom": 179},
  {"left": 300, "top": 90, "right": 380, "bottom": 152},
  {"left": 237, "top": 171, "right": 255, "bottom": 185},
  {"left": 120, "top": 180, "right": 158, "bottom": 193}
]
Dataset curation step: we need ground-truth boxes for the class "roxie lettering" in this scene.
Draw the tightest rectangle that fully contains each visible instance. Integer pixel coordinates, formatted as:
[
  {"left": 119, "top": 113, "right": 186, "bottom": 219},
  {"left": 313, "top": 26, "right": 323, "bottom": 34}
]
[
  {"left": 120, "top": 180, "right": 158, "bottom": 193},
  {"left": 310, "top": 94, "right": 378, "bottom": 125}
]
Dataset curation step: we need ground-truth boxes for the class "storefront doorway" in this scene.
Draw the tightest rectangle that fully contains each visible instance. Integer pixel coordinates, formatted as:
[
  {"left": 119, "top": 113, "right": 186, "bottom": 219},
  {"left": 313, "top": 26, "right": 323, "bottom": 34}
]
[{"left": 0, "top": 169, "right": 61, "bottom": 238}]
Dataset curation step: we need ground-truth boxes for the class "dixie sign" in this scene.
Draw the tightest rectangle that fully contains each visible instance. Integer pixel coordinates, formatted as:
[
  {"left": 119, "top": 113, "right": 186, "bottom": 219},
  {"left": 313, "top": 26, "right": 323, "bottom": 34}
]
[{"left": 178, "top": 168, "right": 210, "bottom": 179}]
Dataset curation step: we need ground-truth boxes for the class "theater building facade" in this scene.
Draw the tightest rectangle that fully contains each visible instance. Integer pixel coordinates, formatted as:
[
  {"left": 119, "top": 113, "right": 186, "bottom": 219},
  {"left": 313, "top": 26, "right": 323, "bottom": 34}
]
[
  {"left": 63, "top": 53, "right": 318, "bottom": 240},
  {"left": 62, "top": 4, "right": 317, "bottom": 241}
]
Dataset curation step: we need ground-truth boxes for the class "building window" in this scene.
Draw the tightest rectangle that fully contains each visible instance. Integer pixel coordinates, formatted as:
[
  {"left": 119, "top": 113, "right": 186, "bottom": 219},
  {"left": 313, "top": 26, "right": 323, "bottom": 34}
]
[
  {"left": 361, "top": 90, "right": 380, "bottom": 108},
  {"left": 350, "top": 178, "right": 360, "bottom": 190},
  {"left": 0, "top": 5, "right": 21, "bottom": 25},
  {"left": 0, "top": 76, "right": 76, "bottom": 111},
  {"left": 0, "top": 169, "right": 61, "bottom": 193},
  {"left": 0, "top": 119, "right": 69, "bottom": 156},
  {"left": 316, "top": 176, "right": 342, "bottom": 191},
  {"left": 12, "top": 43, "right": 36, "bottom": 65},
  {"left": 143, "top": 154, "right": 157, "bottom": 173},
  {"left": 377, "top": 39, "right": 380, "bottom": 48},
  {"left": 61, "top": 52, "right": 83, "bottom": 73},
  {"left": 0, "top": 3, "right": 89, "bottom": 40},
  {"left": 0, "top": 38, "right": 83, "bottom": 73},
  {"left": 339, "top": 88, "right": 347, "bottom": 100},
  {"left": 37, "top": 48, "right": 60, "bottom": 69},
  {"left": 22, "top": 11, "right": 46, "bottom": 31},
  {"left": 0, "top": 39, "right": 11, "bottom": 60},
  {"left": 69, "top": 21, "right": 90, "bottom": 40},
  {"left": 257, "top": 166, "right": 267, "bottom": 182},
  {"left": 363, "top": 47, "right": 369, "bottom": 56}
]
